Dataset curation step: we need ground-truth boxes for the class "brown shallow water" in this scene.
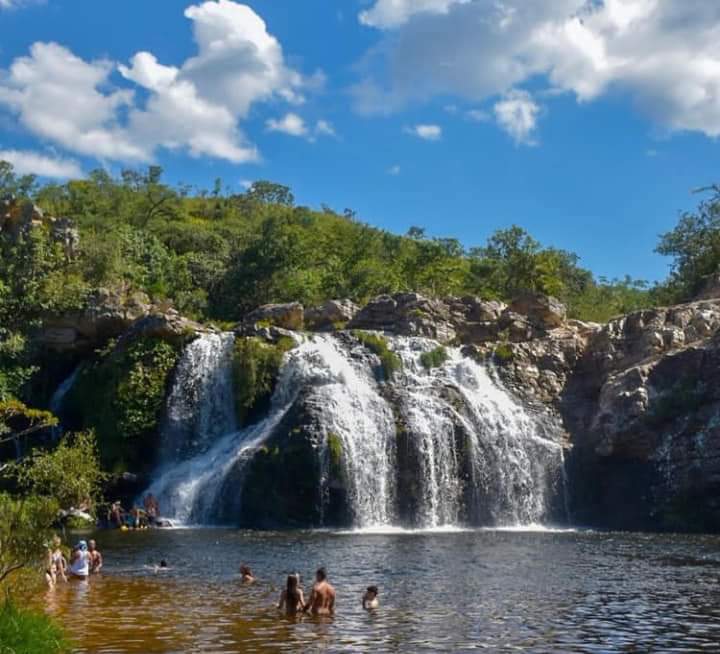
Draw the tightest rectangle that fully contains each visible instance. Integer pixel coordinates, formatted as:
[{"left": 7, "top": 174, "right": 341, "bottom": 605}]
[{"left": 28, "top": 527, "right": 720, "bottom": 653}]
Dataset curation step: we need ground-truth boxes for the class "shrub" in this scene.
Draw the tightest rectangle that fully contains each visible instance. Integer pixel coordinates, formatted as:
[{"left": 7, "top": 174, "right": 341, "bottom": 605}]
[
  {"left": 420, "top": 346, "right": 448, "bottom": 370},
  {"left": 353, "top": 331, "right": 402, "bottom": 379},
  {"left": 0, "top": 599, "right": 70, "bottom": 654},
  {"left": 493, "top": 343, "right": 514, "bottom": 362},
  {"left": 13, "top": 431, "right": 106, "bottom": 512}
]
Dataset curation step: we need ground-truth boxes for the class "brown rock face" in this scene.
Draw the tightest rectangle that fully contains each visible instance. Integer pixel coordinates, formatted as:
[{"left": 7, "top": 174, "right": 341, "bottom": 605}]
[
  {"left": 1, "top": 196, "right": 79, "bottom": 257},
  {"left": 509, "top": 293, "right": 567, "bottom": 329},
  {"left": 305, "top": 299, "right": 359, "bottom": 330},
  {"left": 245, "top": 302, "right": 304, "bottom": 330}
]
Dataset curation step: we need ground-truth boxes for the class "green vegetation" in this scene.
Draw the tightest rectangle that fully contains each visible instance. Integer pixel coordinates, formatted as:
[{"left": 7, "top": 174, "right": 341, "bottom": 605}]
[
  {"left": 232, "top": 337, "right": 295, "bottom": 425},
  {"left": 64, "top": 337, "right": 180, "bottom": 472},
  {"left": 327, "top": 432, "right": 343, "bottom": 470},
  {"left": 656, "top": 184, "right": 720, "bottom": 303},
  {"left": 353, "top": 331, "right": 402, "bottom": 379},
  {"left": 420, "top": 346, "right": 449, "bottom": 370},
  {"left": 12, "top": 430, "right": 106, "bottom": 511},
  {"left": 0, "top": 599, "right": 70, "bottom": 654},
  {"left": 493, "top": 343, "right": 514, "bottom": 363}
]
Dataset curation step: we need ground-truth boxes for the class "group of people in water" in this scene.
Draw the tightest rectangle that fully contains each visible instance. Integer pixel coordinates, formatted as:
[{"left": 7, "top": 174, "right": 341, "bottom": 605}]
[
  {"left": 108, "top": 494, "right": 163, "bottom": 530},
  {"left": 45, "top": 536, "right": 103, "bottom": 587},
  {"left": 244, "top": 564, "right": 379, "bottom": 615}
]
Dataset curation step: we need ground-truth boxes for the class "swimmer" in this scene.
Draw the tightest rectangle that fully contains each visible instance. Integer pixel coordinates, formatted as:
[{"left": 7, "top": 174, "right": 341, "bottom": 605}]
[
  {"left": 68, "top": 540, "right": 90, "bottom": 579},
  {"left": 88, "top": 539, "right": 103, "bottom": 574},
  {"left": 278, "top": 574, "right": 305, "bottom": 616},
  {"left": 362, "top": 585, "right": 379, "bottom": 610},
  {"left": 240, "top": 565, "right": 255, "bottom": 583},
  {"left": 304, "top": 567, "right": 335, "bottom": 616},
  {"left": 154, "top": 560, "right": 170, "bottom": 573}
]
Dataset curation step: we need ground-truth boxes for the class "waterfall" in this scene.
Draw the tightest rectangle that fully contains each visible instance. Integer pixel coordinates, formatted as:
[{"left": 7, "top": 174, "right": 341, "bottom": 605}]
[
  {"left": 311, "top": 337, "right": 396, "bottom": 527},
  {"left": 48, "top": 365, "right": 81, "bottom": 440},
  {"left": 161, "top": 332, "right": 237, "bottom": 462},
  {"left": 145, "top": 334, "right": 396, "bottom": 526},
  {"left": 390, "top": 337, "right": 564, "bottom": 527},
  {"left": 143, "top": 329, "right": 564, "bottom": 528}
]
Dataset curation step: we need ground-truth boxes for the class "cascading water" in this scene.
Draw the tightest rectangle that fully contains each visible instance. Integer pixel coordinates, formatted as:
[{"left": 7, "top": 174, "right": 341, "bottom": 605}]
[
  {"left": 390, "top": 337, "right": 565, "bottom": 527},
  {"left": 145, "top": 334, "right": 396, "bottom": 526},
  {"left": 311, "top": 337, "right": 396, "bottom": 527},
  {"left": 48, "top": 365, "right": 81, "bottom": 440},
  {"left": 161, "top": 332, "right": 237, "bottom": 462},
  {"left": 143, "top": 328, "right": 564, "bottom": 529}
]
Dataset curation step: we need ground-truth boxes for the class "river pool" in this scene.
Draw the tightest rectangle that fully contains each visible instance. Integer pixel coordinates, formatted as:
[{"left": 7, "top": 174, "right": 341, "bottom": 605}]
[{"left": 36, "top": 527, "right": 720, "bottom": 653}]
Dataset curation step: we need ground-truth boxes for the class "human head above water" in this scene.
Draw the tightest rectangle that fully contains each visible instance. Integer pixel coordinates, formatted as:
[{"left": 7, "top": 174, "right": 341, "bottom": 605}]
[
  {"left": 316, "top": 567, "right": 327, "bottom": 582},
  {"left": 240, "top": 565, "right": 252, "bottom": 576},
  {"left": 366, "top": 586, "right": 378, "bottom": 597}
]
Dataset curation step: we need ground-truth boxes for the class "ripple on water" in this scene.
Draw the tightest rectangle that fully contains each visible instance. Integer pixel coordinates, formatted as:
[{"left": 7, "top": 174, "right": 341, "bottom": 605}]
[{"left": 30, "top": 528, "right": 720, "bottom": 653}]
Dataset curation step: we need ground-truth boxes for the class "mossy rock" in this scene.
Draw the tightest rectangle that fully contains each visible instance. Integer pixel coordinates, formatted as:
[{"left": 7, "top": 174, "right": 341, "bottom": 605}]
[
  {"left": 352, "top": 331, "right": 402, "bottom": 379},
  {"left": 63, "top": 336, "right": 180, "bottom": 473},
  {"left": 420, "top": 346, "right": 448, "bottom": 370}
]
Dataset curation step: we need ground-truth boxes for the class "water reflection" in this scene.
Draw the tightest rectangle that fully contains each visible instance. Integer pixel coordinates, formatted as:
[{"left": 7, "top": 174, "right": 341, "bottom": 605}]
[{"left": 26, "top": 528, "right": 720, "bottom": 653}]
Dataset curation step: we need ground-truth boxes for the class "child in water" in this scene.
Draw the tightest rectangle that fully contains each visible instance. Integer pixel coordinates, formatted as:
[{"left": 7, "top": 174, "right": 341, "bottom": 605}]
[{"left": 362, "top": 586, "right": 379, "bottom": 610}]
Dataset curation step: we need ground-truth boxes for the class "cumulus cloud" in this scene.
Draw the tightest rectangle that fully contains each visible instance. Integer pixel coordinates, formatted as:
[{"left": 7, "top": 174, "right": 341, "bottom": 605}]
[
  {"left": 404, "top": 124, "right": 442, "bottom": 140},
  {"left": 0, "top": 1, "right": 314, "bottom": 165},
  {"left": 315, "top": 119, "right": 336, "bottom": 137},
  {"left": 266, "top": 112, "right": 308, "bottom": 137},
  {"left": 356, "top": 0, "right": 720, "bottom": 138},
  {"left": 0, "top": 148, "right": 82, "bottom": 178},
  {"left": 494, "top": 90, "right": 540, "bottom": 145}
]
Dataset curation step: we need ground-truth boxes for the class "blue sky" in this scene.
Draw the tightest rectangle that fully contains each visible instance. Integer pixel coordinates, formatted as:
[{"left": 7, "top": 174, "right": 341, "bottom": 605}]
[{"left": 1, "top": 0, "right": 719, "bottom": 282}]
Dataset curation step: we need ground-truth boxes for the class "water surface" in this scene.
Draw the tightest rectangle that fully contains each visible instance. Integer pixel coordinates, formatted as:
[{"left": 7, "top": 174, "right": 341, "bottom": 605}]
[{"left": 39, "top": 528, "right": 720, "bottom": 653}]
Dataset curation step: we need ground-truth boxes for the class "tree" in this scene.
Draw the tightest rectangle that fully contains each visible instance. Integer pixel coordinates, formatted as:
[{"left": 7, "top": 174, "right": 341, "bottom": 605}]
[
  {"left": 656, "top": 185, "right": 720, "bottom": 301},
  {"left": 245, "top": 181, "right": 294, "bottom": 206}
]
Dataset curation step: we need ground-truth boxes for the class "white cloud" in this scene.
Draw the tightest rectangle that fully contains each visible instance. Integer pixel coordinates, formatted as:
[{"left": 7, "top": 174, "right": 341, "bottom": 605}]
[
  {"left": 356, "top": 0, "right": 720, "bottom": 138},
  {"left": 266, "top": 112, "right": 308, "bottom": 137},
  {"left": 404, "top": 124, "right": 442, "bottom": 140},
  {"left": 387, "top": 164, "right": 401, "bottom": 175},
  {"left": 494, "top": 90, "right": 540, "bottom": 145},
  {"left": 239, "top": 179, "right": 253, "bottom": 189},
  {"left": 0, "top": 1, "right": 314, "bottom": 165},
  {"left": 315, "top": 119, "right": 336, "bottom": 137},
  {"left": 466, "top": 108, "right": 490, "bottom": 122},
  {"left": 360, "top": 0, "right": 469, "bottom": 28},
  {"left": 0, "top": 148, "right": 82, "bottom": 178}
]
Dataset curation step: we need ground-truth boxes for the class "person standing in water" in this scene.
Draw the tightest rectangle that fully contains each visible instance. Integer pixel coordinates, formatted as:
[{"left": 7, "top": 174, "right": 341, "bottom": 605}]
[
  {"left": 45, "top": 536, "right": 67, "bottom": 587},
  {"left": 69, "top": 540, "right": 91, "bottom": 579},
  {"left": 240, "top": 565, "right": 255, "bottom": 583},
  {"left": 305, "top": 567, "right": 335, "bottom": 616},
  {"left": 88, "top": 539, "right": 103, "bottom": 574},
  {"left": 362, "top": 586, "right": 379, "bottom": 610},
  {"left": 278, "top": 574, "right": 305, "bottom": 615}
]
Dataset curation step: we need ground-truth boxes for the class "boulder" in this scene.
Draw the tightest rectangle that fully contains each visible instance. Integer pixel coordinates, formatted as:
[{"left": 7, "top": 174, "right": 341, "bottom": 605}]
[
  {"left": 245, "top": 302, "right": 304, "bottom": 330},
  {"left": 348, "top": 293, "right": 456, "bottom": 341},
  {"left": 509, "top": 293, "right": 567, "bottom": 329},
  {"left": 305, "top": 299, "right": 359, "bottom": 330}
]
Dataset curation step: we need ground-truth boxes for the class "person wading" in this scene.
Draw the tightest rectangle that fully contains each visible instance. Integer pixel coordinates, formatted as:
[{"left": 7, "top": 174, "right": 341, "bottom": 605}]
[{"left": 305, "top": 567, "right": 335, "bottom": 616}]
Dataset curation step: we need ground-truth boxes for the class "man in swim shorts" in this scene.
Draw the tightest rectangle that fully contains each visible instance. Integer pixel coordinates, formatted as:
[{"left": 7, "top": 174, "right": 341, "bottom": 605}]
[
  {"left": 305, "top": 567, "right": 335, "bottom": 616},
  {"left": 88, "top": 539, "right": 103, "bottom": 574}
]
